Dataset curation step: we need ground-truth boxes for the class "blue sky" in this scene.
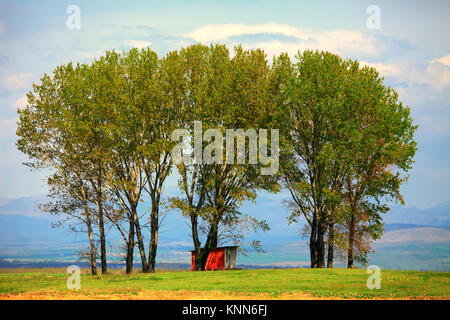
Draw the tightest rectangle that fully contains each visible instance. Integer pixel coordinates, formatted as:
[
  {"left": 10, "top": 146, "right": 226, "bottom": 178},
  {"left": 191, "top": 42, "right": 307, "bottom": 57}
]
[{"left": 0, "top": 0, "right": 449, "bottom": 209}]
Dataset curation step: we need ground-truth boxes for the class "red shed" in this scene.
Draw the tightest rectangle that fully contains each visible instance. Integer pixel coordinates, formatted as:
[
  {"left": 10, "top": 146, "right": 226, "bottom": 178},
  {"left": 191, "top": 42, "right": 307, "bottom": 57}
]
[{"left": 190, "top": 246, "right": 238, "bottom": 271}]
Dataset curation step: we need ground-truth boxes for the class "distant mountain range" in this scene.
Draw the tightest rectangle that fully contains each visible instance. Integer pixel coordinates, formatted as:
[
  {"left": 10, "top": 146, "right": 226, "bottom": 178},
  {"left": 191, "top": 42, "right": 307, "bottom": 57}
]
[{"left": 0, "top": 196, "right": 449, "bottom": 271}]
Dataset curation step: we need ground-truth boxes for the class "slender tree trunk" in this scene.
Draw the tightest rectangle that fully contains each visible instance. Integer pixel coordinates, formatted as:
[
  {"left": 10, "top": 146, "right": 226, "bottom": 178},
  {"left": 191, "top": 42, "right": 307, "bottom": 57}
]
[
  {"left": 327, "top": 223, "right": 334, "bottom": 268},
  {"left": 133, "top": 206, "right": 148, "bottom": 273},
  {"left": 347, "top": 213, "right": 355, "bottom": 269},
  {"left": 148, "top": 205, "right": 159, "bottom": 273},
  {"left": 85, "top": 207, "right": 97, "bottom": 275},
  {"left": 143, "top": 158, "right": 171, "bottom": 274},
  {"left": 191, "top": 215, "right": 202, "bottom": 271},
  {"left": 97, "top": 199, "right": 107, "bottom": 274},
  {"left": 126, "top": 219, "right": 135, "bottom": 274},
  {"left": 97, "top": 170, "right": 107, "bottom": 274},
  {"left": 309, "top": 214, "right": 318, "bottom": 268}
]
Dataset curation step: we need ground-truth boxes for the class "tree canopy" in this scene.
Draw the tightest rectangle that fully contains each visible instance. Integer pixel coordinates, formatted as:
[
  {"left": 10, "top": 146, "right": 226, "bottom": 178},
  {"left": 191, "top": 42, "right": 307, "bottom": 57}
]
[{"left": 16, "top": 45, "right": 417, "bottom": 272}]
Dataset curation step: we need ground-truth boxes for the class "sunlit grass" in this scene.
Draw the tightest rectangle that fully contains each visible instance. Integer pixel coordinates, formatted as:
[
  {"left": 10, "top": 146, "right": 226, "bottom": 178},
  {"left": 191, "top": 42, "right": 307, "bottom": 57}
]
[{"left": 0, "top": 268, "right": 448, "bottom": 299}]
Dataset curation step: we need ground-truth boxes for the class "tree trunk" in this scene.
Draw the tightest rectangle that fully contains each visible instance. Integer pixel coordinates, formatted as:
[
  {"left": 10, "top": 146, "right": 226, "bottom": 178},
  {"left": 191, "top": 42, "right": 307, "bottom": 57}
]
[
  {"left": 309, "top": 214, "right": 318, "bottom": 268},
  {"left": 85, "top": 207, "right": 97, "bottom": 275},
  {"left": 207, "top": 221, "right": 218, "bottom": 249},
  {"left": 126, "top": 219, "right": 135, "bottom": 274},
  {"left": 347, "top": 213, "right": 355, "bottom": 269},
  {"left": 97, "top": 169, "right": 107, "bottom": 274},
  {"left": 97, "top": 199, "right": 107, "bottom": 274},
  {"left": 200, "top": 220, "right": 219, "bottom": 270},
  {"left": 191, "top": 215, "right": 202, "bottom": 271},
  {"left": 309, "top": 212, "right": 326, "bottom": 268},
  {"left": 327, "top": 223, "right": 334, "bottom": 268},
  {"left": 316, "top": 221, "right": 326, "bottom": 268},
  {"left": 133, "top": 206, "right": 148, "bottom": 273},
  {"left": 148, "top": 205, "right": 159, "bottom": 273},
  {"left": 309, "top": 216, "right": 325, "bottom": 268}
]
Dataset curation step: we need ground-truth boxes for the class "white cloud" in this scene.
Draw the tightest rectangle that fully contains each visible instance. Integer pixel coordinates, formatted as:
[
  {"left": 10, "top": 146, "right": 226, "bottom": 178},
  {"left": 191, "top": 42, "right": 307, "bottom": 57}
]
[
  {"left": 400, "top": 58, "right": 450, "bottom": 91},
  {"left": 425, "top": 57, "right": 450, "bottom": 90},
  {"left": 185, "top": 23, "right": 309, "bottom": 43},
  {"left": 9, "top": 96, "right": 27, "bottom": 112},
  {"left": 186, "top": 23, "right": 450, "bottom": 121},
  {"left": 186, "top": 23, "right": 449, "bottom": 93},
  {"left": 126, "top": 40, "right": 153, "bottom": 49},
  {"left": 360, "top": 61, "right": 401, "bottom": 78},
  {"left": 185, "top": 23, "right": 380, "bottom": 58},
  {"left": 1, "top": 73, "right": 34, "bottom": 91},
  {"left": 430, "top": 54, "right": 450, "bottom": 67},
  {"left": 362, "top": 56, "right": 450, "bottom": 93}
]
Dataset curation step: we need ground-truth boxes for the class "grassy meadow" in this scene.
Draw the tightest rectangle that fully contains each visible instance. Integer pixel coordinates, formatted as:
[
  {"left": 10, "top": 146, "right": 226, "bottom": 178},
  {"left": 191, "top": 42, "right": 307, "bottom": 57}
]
[{"left": 0, "top": 268, "right": 449, "bottom": 300}]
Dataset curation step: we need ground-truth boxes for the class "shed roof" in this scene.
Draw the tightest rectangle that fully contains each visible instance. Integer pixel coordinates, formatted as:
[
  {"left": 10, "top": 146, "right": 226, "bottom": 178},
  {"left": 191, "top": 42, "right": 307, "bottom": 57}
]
[{"left": 189, "top": 246, "right": 238, "bottom": 252}]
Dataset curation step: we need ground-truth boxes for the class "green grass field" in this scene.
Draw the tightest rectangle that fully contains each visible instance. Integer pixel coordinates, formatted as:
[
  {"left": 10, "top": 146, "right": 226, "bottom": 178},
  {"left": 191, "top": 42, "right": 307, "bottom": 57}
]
[{"left": 0, "top": 268, "right": 449, "bottom": 300}]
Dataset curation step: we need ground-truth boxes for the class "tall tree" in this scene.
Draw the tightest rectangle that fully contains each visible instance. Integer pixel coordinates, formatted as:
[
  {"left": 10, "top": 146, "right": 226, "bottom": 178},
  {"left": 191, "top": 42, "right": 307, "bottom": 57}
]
[
  {"left": 169, "top": 44, "right": 281, "bottom": 270},
  {"left": 40, "top": 171, "right": 99, "bottom": 275},
  {"left": 281, "top": 50, "right": 417, "bottom": 268},
  {"left": 16, "top": 62, "right": 108, "bottom": 274},
  {"left": 282, "top": 50, "right": 355, "bottom": 268},
  {"left": 341, "top": 62, "right": 417, "bottom": 268},
  {"left": 138, "top": 49, "right": 178, "bottom": 273},
  {"left": 89, "top": 50, "right": 150, "bottom": 273}
]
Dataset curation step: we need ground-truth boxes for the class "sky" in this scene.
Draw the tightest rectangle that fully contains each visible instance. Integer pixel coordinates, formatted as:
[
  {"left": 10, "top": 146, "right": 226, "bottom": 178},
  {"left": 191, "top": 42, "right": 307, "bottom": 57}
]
[{"left": 0, "top": 0, "right": 449, "bottom": 209}]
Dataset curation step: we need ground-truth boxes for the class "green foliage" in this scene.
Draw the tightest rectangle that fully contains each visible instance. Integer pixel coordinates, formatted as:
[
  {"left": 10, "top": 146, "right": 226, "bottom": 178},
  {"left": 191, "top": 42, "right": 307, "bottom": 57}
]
[
  {"left": 16, "top": 44, "right": 418, "bottom": 271},
  {"left": 279, "top": 50, "right": 417, "bottom": 267},
  {"left": 167, "top": 44, "right": 281, "bottom": 255}
]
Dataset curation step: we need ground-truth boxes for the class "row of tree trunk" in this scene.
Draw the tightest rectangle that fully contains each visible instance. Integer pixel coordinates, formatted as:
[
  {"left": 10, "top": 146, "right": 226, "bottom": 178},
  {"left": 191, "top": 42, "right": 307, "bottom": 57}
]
[
  {"left": 309, "top": 215, "right": 356, "bottom": 269},
  {"left": 85, "top": 204, "right": 161, "bottom": 275},
  {"left": 82, "top": 190, "right": 357, "bottom": 274}
]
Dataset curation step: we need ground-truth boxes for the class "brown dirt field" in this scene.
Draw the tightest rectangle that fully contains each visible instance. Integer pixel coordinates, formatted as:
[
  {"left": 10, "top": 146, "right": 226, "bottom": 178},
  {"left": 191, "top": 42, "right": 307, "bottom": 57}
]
[
  {"left": 1, "top": 290, "right": 448, "bottom": 300},
  {"left": 0, "top": 290, "right": 319, "bottom": 300}
]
